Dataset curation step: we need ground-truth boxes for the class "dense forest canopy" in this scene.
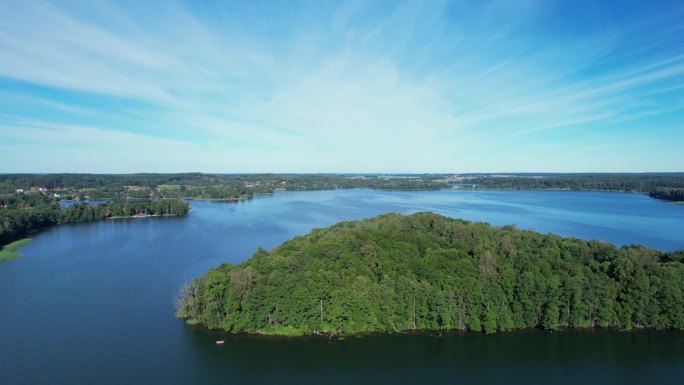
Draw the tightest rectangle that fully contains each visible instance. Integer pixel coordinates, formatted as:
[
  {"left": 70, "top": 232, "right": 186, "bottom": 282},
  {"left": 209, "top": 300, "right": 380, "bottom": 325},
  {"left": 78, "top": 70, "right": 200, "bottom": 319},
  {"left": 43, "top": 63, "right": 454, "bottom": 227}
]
[
  {"left": 0, "top": 198, "right": 188, "bottom": 247},
  {"left": 461, "top": 174, "right": 684, "bottom": 196},
  {"left": 178, "top": 213, "right": 684, "bottom": 335},
  {"left": 649, "top": 187, "right": 684, "bottom": 202}
]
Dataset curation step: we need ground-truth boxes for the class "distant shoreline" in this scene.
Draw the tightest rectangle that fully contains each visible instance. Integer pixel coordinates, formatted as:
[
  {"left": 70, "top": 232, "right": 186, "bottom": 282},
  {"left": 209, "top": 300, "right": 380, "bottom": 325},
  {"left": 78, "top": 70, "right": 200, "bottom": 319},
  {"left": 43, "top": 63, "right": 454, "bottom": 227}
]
[
  {"left": 106, "top": 213, "right": 189, "bottom": 220},
  {"left": 183, "top": 323, "right": 672, "bottom": 339}
]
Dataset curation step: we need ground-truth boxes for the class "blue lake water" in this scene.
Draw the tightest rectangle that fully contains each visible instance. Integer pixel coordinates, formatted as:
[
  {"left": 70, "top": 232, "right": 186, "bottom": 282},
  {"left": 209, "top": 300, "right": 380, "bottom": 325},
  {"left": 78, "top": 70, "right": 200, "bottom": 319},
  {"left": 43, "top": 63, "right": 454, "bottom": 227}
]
[{"left": 1, "top": 189, "right": 683, "bottom": 384}]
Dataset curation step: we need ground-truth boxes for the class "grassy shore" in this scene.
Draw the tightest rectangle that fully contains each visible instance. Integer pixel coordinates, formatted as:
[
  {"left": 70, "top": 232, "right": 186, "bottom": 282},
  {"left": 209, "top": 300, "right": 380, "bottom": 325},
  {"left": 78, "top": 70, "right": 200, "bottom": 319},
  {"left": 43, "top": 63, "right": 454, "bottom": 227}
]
[{"left": 0, "top": 238, "right": 32, "bottom": 262}]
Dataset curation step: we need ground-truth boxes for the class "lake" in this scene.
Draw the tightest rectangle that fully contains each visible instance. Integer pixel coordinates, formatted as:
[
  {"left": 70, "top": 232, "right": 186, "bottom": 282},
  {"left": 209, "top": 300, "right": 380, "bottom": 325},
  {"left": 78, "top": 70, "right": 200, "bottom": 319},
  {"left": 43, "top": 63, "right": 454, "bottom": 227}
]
[{"left": 1, "top": 189, "right": 683, "bottom": 384}]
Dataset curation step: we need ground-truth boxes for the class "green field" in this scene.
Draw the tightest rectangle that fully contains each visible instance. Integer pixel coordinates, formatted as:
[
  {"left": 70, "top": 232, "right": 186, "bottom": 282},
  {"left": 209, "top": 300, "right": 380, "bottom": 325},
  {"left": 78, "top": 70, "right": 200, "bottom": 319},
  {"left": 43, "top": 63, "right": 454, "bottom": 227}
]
[
  {"left": 157, "top": 184, "right": 183, "bottom": 190},
  {"left": 0, "top": 238, "right": 32, "bottom": 262}
]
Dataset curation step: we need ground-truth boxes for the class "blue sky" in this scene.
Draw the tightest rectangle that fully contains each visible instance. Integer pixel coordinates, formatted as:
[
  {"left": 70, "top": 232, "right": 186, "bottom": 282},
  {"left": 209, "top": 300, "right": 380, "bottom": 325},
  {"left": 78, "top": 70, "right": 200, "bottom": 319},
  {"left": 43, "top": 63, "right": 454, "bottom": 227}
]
[{"left": 1, "top": 0, "right": 683, "bottom": 173}]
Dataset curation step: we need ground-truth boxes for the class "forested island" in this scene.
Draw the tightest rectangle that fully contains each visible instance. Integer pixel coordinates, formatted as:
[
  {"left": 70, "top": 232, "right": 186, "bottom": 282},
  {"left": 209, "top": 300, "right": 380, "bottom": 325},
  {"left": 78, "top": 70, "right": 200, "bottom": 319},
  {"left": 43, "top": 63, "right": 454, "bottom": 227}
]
[{"left": 178, "top": 213, "right": 684, "bottom": 335}]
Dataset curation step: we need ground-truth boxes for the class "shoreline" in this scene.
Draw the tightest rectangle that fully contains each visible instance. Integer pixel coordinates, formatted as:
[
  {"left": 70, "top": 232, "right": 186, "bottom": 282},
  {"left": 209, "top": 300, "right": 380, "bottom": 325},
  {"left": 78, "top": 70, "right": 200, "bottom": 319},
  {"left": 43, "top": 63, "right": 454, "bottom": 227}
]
[
  {"left": 47, "top": 187, "right": 679, "bottom": 205},
  {"left": 0, "top": 238, "right": 32, "bottom": 262},
  {"left": 181, "top": 196, "right": 252, "bottom": 202},
  {"left": 181, "top": 319, "right": 677, "bottom": 338},
  {"left": 459, "top": 186, "right": 650, "bottom": 194},
  {"left": 106, "top": 213, "right": 188, "bottom": 220}
]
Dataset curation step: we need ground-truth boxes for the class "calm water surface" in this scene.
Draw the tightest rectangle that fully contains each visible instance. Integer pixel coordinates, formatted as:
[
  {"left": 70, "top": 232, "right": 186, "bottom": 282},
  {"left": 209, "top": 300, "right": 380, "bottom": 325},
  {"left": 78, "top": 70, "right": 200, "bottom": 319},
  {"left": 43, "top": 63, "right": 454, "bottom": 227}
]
[{"left": 1, "top": 189, "right": 683, "bottom": 384}]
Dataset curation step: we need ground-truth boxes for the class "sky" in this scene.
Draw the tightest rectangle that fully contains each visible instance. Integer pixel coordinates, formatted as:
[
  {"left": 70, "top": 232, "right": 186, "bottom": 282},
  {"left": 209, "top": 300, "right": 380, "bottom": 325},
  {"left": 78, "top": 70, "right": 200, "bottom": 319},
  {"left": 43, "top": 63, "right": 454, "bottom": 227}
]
[{"left": 1, "top": 0, "right": 683, "bottom": 173}]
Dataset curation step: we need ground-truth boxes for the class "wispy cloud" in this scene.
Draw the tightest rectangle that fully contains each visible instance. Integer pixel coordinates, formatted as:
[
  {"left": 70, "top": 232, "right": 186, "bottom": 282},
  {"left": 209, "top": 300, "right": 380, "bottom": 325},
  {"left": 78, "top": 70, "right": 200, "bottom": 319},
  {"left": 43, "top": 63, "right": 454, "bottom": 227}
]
[{"left": 0, "top": 0, "right": 683, "bottom": 172}]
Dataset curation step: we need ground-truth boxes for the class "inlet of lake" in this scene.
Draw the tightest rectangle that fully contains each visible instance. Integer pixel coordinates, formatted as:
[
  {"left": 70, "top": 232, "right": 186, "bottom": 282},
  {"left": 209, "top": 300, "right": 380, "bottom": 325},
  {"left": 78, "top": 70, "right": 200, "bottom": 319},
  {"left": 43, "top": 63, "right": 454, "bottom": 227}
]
[{"left": 1, "top": 189, "right": 683, "bottom": 385}]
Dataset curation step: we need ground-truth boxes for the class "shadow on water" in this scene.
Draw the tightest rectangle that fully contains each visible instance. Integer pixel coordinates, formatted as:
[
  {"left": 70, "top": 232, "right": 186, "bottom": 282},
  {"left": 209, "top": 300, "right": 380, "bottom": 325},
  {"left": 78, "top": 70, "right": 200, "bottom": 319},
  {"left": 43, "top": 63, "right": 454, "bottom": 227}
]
[{"left": 182, "top": 326, "right": 684, "bottom": 385}]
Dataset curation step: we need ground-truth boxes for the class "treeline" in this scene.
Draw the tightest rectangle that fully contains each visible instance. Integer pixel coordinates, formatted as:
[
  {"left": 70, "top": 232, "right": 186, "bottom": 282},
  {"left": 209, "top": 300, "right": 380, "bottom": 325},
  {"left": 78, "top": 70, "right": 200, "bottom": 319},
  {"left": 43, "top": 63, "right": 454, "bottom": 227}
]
[
  {"left": 0, "top": 192, "right": 55, "bottom": 208},
  {"left": 0, "top": 173, "right": 446, "bottom": 198},
  {"left": 0, "top": 173, "right": 262, "bottom": 200},
  {"left": 0, "top": 199, "right": 189, "bottom": 246},
  {"left": 465, "top": 174, "right": 684, "bottom": 196},
  {"left": 0, "top": 173, "right": 224, "bottom": 190},
  {"left": 649, "top": 187, "right": 684, "bottom": 202},
  {"left": 178, "top": 213, "right": 684, "bottom": 335},
  {"left": 5, "top": 173, "right": 683, "bottom": 201}
]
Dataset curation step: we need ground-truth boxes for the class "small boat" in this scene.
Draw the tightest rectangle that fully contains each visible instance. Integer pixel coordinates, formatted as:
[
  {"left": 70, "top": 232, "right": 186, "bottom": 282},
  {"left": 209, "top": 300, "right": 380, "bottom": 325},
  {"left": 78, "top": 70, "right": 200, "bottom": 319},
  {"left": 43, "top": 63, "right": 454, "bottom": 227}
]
[{"left": 216, "top": 340, "right": 225, "bottom": 345}]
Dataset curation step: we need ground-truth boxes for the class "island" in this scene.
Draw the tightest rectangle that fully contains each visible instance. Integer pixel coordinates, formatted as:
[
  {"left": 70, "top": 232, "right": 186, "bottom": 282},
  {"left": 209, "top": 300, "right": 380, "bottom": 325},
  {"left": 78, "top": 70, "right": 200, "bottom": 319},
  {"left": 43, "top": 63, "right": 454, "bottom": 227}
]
[{"left": 177, "top": 212, "right": 684, "bottom": 335}]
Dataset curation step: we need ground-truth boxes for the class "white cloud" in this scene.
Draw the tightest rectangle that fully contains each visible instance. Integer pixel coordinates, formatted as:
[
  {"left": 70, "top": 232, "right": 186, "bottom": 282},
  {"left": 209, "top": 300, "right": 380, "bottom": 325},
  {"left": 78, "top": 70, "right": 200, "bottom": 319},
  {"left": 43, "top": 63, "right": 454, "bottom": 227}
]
[{"left": 0, "top": 0, "right": 683, "bottom": 172}]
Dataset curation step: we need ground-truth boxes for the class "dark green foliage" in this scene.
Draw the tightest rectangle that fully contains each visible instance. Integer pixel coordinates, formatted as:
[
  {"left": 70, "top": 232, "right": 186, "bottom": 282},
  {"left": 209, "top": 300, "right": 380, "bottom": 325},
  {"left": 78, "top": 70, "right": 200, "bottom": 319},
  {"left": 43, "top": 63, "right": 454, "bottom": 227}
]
[
  {"left": 0, "top": 199, "right": 189, "bottom": 246},
  {"left": 0, "top": 173, "right": 447, "bottom": 200},
  {"left": 178, "top": 213, "right": 684, "bottom": 335},
  {"left": 3, "top": 172, "right": 684, "bottom": 202},
  {"left": 0, "top": 207, "right": 59, "bottom": 246},
  {"left": 465, "top": 173, "right": 684, "bottom": 192},
  {"left": 650, "top": 187, "right": 684, "bottom": 202},
  {"left": 462, "top": 174, "right": 684, "bottom": 202}
]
